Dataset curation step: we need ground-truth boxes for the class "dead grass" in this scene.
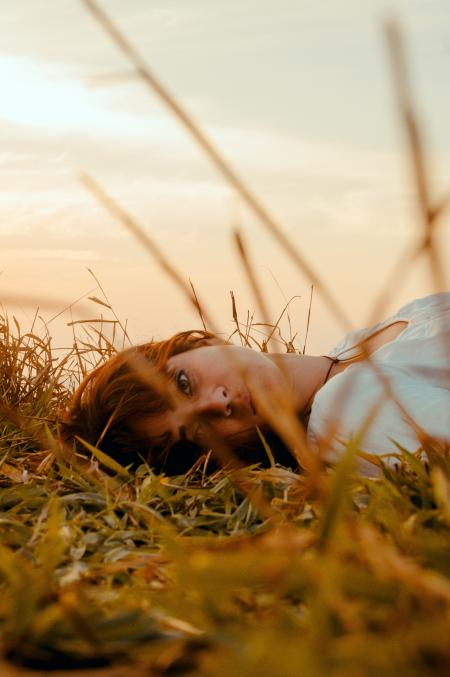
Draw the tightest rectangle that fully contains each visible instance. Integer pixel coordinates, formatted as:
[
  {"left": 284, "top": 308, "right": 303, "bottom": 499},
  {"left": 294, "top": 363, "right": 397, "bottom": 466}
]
[
  {"left": 0, "top": 301, "right": 449, "bottom": 675},
  {"left": 0, "top": 4, "right": 448, "bottom": 675}
]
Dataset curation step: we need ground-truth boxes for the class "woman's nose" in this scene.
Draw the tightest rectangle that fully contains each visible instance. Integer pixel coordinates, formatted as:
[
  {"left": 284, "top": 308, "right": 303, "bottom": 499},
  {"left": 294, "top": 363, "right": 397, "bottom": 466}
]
[{"left": 197, "top": 387, "right": 232, "bottom": 418}]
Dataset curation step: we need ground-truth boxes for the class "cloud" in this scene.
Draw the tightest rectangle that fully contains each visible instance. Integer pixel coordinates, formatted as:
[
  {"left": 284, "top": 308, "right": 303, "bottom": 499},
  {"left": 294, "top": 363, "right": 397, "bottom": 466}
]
[
  {"left": 0, "top": 54, "right": 406, "bottom": 186},
  {"left": 0, "top": 56, "right": 168, "bottom": 139},
  {"left": 1, "top": 248, "right": 99, "bottom": 261}
]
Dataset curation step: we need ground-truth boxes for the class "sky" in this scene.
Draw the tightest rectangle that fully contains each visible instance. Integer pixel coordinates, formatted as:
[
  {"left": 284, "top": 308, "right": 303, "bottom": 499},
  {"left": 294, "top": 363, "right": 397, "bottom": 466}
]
[{"left": 1, "top": 0, "right": 449, "bottom": 353}]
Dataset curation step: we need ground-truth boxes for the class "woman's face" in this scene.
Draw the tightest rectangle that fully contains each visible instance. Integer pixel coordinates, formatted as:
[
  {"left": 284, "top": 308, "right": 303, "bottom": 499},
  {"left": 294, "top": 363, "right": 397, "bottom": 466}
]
[{"left": 134, "top": 344, "right": 288, "bottom": 450}]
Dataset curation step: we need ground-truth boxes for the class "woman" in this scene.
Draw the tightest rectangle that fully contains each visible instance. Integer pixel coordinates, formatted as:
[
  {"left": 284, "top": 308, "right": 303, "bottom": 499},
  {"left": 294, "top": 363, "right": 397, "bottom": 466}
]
[{"left": 62, "top": 293, "right": 449, "bottom": 476}]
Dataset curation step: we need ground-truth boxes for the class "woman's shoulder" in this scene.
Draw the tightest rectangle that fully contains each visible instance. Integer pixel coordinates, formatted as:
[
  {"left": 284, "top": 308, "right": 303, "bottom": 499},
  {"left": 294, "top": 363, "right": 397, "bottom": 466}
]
[
  {"left": 327, "top": 292, "right": 449, "bottom": 359},
  {"left": 307, "top": 366, "right": 387, "bottom": 469},
  {"left": 394, "top": 292, "right": 450, "bottom": 321},
  {"left": 308, "top": 359, "right": 450, "bottom": 469},
  {"left": 310, "top": 365, "right": 383, "bottom": 426}
]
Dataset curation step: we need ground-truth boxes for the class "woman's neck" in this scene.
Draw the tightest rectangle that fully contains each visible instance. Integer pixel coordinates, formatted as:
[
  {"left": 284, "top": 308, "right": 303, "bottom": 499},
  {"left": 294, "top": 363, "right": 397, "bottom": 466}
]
[
  {"left": 273, "top": 320, "right": 410, "bottom": 416},
  {"left": 267, "top": 353, "right": 338, "bottom": 414}
]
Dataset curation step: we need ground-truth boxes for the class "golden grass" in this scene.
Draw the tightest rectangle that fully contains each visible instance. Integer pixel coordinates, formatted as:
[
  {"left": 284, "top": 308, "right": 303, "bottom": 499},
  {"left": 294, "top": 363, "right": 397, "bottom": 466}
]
[
  {"left": 1, "top": 272, "right": 449, "bottom": 676},
  {"left": 0, "top": 4, "right": 448, "bottom": 674}
]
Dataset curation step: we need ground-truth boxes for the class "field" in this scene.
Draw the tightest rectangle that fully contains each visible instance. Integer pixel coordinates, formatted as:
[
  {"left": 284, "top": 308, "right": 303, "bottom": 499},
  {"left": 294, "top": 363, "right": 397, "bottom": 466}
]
[
  {"left": 1, "top": 3, "right": 449, "bottom": 675},
  {"left": 0, "top": 299, "right": 449, "bottom": 676}
]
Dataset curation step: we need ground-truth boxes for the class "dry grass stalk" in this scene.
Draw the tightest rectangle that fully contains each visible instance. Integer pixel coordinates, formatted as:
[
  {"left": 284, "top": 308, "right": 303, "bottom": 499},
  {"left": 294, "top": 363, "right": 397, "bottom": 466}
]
[
  {"left": 0, "top": 8, "right": 448, "bottom": 675},
  {"left": 81, "top": 0, "right": 353, "bottom": 334}
]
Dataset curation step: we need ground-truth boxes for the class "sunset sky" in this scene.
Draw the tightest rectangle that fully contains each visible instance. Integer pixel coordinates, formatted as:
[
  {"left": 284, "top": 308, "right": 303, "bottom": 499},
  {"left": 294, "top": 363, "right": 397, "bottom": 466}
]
[{"left": 1, "top": 0, "right": 449, "bottom": 353}]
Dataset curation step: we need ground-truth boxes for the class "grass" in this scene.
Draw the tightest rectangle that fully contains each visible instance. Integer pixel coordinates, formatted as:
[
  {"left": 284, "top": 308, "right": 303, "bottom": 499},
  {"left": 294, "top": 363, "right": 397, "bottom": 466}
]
[
  {"left": 1, "top": 5, "right": 449, "bottom": 675},
  {"left": 0, "top": 309, "right": 449, "bottom": 676}
]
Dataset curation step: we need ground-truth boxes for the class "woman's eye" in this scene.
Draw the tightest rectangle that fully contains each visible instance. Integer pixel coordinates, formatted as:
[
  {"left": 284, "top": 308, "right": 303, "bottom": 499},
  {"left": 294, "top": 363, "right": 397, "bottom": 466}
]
[{"left": 175, "top": 369, "right": 192, "bottom": 396}]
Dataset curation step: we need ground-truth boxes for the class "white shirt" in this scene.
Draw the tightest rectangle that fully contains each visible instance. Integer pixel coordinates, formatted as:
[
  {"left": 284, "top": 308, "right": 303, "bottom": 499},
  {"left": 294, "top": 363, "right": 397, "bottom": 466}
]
[{"left": 307, "top": 293, "right": 450, "bottom": 475}]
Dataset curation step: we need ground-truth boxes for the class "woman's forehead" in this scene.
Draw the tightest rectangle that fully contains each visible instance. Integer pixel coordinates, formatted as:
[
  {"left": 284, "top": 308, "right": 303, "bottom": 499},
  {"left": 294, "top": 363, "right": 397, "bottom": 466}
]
[
  {"left": 167, "top": 343, "right": 253, "bottom": 369},
  {"left": 169, "top": 343, "right": 229, "bottom": 361}
]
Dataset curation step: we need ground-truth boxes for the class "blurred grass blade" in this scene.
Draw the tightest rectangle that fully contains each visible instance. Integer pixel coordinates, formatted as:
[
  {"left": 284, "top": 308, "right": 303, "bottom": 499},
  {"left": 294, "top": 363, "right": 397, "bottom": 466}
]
[{"left": 75, "top": 435, "right": 131, "bottom": 477}]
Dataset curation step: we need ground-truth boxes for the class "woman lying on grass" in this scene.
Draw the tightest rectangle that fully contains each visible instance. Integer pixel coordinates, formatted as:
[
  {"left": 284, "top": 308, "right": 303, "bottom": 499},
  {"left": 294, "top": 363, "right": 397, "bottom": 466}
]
[{"left": 62, "top": 293, "right": 449, "bottom": 476}]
